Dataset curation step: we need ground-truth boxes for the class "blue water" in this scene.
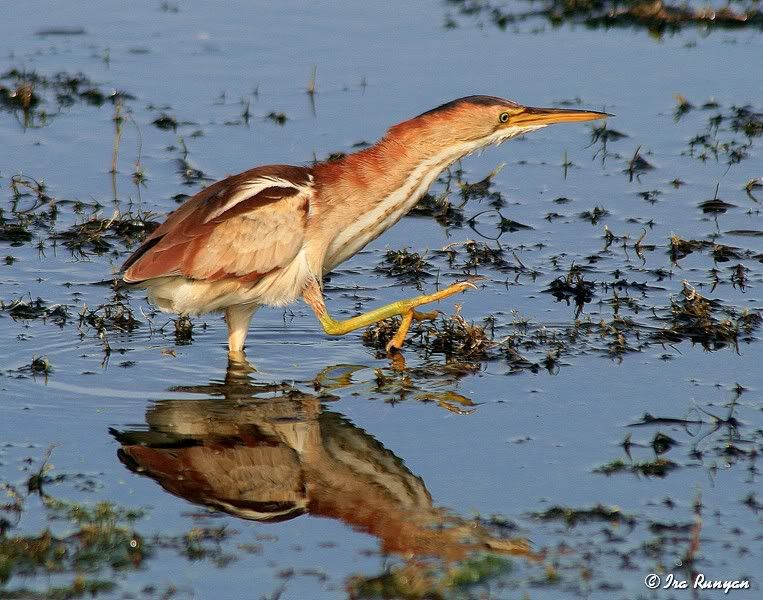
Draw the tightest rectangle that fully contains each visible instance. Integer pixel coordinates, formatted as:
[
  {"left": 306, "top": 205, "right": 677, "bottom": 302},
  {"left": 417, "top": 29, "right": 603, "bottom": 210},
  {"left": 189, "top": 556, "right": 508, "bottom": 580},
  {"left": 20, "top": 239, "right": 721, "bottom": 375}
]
[{"left": 1, "top": 1, "right": 762, "bottom": 598}]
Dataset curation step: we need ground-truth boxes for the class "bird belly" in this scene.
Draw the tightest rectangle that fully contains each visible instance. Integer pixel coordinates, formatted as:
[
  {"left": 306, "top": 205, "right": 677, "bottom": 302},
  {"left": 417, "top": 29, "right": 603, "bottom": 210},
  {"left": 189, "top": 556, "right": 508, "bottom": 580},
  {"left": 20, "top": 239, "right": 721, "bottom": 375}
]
[{"left": 141, "top": 249, "right": 314, "bottom": 315}]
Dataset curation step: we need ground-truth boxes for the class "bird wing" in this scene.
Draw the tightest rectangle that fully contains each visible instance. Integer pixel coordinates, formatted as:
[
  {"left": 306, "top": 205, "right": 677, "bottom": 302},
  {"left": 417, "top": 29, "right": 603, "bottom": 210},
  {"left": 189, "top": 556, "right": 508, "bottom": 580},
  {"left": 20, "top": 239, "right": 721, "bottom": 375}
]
[{"left": 122, "top": 165, "right": 313, "bottom": 284}]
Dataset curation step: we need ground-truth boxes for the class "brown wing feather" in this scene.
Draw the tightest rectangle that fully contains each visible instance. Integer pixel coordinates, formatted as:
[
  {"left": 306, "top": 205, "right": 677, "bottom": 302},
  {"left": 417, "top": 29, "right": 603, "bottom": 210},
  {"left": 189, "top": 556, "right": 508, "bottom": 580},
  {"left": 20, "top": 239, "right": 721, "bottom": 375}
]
[{"left": 122, "top": 165, "right": 312, "bottom": 284}]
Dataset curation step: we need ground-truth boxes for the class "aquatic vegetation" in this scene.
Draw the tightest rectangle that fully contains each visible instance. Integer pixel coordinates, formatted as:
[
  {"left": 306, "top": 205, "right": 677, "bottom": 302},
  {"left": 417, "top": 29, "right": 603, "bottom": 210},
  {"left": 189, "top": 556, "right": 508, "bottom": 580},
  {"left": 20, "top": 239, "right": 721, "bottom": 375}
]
[
  {"left": 623, "top": 146, "right": 654, "bottom": 181},
  {"left": 532, "top": 504, "right": 636, "bottom": 527},
  {"left": 594, "top": 457, "right": 679, "bottom": 477},
  {"left": 410, "top": 192, "right": 465, "bottom": 228},
  {"left": 656, "top": 281, "right": 762, "bottom": 350},
  {"left": 376, "top": 248, "right": 433, "bottom": 285},
  {"left": 684, "top": 102, "right": 763, "bottom": 165},
  {"left": 0, "top": 69, "right": 130, "bottom": 129},
  {"left": 53, "top": 210, "right": 159, "bottom": 257},
  {"left": 544, "top": 264, "right": 595, "bottom": 318},
  {"left": 364, "top": 306, "right": 495, "bottom": 360},
  {"left": 444, "top": 0, "right": 763, "bottom": 35}
]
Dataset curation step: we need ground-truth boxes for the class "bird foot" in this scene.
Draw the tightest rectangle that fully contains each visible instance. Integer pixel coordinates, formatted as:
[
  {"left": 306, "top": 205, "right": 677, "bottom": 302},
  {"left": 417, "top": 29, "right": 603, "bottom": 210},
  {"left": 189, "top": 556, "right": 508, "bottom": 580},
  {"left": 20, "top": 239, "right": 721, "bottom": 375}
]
[
  {"left": 384, "top": 309, "right": 440, "bottom": 354},
  {"left": 382, "top": 279, "right": 478, "bottom": 354}
]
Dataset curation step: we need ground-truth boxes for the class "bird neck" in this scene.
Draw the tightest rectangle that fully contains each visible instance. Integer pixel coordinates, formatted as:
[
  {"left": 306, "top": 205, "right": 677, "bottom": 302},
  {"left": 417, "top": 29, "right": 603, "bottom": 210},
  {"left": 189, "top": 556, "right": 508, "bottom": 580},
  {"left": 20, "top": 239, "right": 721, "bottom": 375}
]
[
  {"left": 315, "top": 124, "right": 478, "bottom": 211},
  {"left": 314, "top": 126, "right": 479, "bottom": 270}
]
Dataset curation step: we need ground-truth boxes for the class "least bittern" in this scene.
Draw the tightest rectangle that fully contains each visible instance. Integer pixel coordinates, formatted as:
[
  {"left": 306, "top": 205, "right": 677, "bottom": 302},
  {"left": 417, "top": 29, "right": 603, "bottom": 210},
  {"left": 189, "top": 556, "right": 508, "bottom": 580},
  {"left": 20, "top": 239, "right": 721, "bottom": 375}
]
[{"left": 122, "top": 96, "right": 606, "bottom": 359}]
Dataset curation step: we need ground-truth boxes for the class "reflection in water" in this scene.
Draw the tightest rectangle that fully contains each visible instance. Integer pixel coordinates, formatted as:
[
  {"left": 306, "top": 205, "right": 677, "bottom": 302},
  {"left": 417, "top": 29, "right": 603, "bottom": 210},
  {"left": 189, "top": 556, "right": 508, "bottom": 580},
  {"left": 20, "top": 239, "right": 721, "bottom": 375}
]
[{"left": 112, "top": 362, "right": 534, "bottom": 562}]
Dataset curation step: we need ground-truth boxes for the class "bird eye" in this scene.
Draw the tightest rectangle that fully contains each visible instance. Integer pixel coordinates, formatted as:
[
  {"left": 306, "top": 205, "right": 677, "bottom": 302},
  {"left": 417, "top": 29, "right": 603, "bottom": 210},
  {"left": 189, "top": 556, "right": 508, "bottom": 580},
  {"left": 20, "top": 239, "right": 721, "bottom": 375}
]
[{"left": 499, "top": 112, "right": 510, "bottom": 123}]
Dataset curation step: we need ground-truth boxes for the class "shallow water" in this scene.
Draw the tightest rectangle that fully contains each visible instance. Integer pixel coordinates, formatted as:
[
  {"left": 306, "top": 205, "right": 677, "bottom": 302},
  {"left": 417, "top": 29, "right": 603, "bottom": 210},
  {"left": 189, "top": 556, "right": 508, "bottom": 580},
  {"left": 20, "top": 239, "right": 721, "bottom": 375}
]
[{"left": 1, "top": 1, "right": 762, "bottom": 598}]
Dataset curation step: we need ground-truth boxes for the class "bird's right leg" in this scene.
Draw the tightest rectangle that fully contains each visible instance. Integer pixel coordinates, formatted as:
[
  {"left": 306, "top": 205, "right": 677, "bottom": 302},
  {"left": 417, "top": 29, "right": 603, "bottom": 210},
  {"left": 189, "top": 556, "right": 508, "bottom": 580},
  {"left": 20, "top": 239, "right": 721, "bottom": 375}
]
[{"left": 302, "top": 278, "right": 475, "bottom": 348}]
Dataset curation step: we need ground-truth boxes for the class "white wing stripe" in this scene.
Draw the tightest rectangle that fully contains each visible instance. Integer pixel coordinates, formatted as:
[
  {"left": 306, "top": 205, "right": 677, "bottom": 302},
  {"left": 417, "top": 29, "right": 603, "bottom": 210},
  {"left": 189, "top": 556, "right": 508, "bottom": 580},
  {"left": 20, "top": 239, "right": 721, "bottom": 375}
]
[{"left": 204, "top": 176, "right": 307, "bottom": 222}]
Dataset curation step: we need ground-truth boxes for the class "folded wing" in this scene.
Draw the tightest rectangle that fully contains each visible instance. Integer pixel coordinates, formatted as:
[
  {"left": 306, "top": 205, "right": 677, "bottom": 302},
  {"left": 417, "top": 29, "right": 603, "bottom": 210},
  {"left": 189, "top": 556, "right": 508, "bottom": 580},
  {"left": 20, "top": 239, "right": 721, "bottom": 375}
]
[{"left": 123, "top": 165, "right": 313, "bottom": 284}]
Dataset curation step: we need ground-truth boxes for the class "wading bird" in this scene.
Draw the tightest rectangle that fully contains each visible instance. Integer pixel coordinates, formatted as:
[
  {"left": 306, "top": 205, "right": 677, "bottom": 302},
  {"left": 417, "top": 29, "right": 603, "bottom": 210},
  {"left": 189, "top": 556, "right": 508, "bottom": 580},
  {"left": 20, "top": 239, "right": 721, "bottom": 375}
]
[{"left": 122, "top": 96, "right": 606, "bottom": 359}]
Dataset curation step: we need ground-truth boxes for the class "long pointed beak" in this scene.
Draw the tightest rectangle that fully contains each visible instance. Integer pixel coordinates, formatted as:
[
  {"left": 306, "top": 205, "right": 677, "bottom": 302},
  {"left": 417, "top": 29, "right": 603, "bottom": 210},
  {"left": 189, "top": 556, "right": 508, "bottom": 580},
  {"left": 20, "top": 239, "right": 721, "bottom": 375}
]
[{"left": 513, "top": 106, "right": 610, "bottom": 126}]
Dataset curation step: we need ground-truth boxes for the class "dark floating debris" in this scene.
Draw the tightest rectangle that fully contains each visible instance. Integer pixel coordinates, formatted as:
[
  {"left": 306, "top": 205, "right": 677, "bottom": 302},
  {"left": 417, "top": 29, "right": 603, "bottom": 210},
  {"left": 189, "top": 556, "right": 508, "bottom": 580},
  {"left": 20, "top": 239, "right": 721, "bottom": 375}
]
[
  {"left": 698, "top": 198, "right": 735, "bottom": 214},
  {"left": 532, "top": 504, "right": 636, "bottom": 527},
  {"left": 14, "top": 355, "right": 54, "bottom": 379},
  {"left": 174, "top": 315, "right": 194, "bottom": 344},
  {"left": 544, "top": 264, "right": 595, "bottom": 318},
  {"left": 35, "top": 26, "right": 86, "bottom": 36},
  {"left": 669, "top": 235, "right": 711, "bottom": 262},
  {"left": 441, "top": 239, "right": 513, "bottom": 272},
  {"left": 725, "top": 229, "right": 763, "bottom": 237},
  {"left": 411, "top": 192, "right": 465, "bottom": 228},
  {"left": 595, "top": 457, "right": 678, "bottom": 478},
  {"left": 624, "top": 146, "right": 654, "bottom": 181},
  {"left": 152, "top": 112, "right": 178, "bottom": 131},
  {"left": 1, "top": 297, "right": 69, "bottom": 326},
  {"left": 265, "top": 111, "right": 288, "bottom": 125},
  {"left": 458, "top": 164, "right": 504, "bottom": 206},
  {"left": 578, "top": 206, "right": 608, "bottom": 225}
]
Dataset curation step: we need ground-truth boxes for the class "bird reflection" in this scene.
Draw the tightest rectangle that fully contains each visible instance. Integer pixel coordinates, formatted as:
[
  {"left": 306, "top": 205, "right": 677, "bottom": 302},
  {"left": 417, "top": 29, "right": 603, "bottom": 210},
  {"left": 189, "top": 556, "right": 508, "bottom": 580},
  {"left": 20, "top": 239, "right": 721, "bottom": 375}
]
[{"left": 112, "top": 361, "right": 534, "bottom": 562}]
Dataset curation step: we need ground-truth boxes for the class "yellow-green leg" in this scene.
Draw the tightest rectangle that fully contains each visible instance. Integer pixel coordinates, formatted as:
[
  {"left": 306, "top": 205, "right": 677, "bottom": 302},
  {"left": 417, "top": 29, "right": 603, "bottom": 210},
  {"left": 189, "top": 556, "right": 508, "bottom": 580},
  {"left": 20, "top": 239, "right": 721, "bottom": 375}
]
[{"left": 303, "top": 279, "right": 475, "bottom": 348}]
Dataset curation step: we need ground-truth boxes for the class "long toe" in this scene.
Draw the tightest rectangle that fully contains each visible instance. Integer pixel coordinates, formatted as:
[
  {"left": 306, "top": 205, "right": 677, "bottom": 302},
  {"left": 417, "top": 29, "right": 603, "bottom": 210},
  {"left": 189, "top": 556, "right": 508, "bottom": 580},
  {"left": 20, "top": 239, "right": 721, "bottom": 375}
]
[{"left": 386, "top": 310, "right": 415, "bottom": 352}]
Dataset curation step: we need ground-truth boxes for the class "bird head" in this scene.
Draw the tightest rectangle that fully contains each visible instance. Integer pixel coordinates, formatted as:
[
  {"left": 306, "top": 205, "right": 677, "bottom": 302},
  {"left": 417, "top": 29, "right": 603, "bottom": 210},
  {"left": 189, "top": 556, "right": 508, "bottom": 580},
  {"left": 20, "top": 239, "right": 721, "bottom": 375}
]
[{"left": 397, "top": 95, "right": 608, "bottom": 154}]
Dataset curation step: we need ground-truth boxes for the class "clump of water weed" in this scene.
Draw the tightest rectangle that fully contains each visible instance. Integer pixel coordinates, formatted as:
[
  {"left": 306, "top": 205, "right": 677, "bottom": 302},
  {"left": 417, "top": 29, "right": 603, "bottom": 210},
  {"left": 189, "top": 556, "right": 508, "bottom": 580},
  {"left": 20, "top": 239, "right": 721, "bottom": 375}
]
[
  {"left": 686, "top": 103, "right": 763, "bottom": 165},
  {"left": 174, "top": 315, "right": 194, "bottom": 344},
  {"left": 24, "top": 355, "right": 53, "bottom": 376},
  {"left": 442, "top": 240, "right": 511, "bottom": 271},
  {"left": 0, "top": 68, "right": 130, "bottom": 129},
  {"left": 656, "top": 281, "right": 761, "bottom": 350},
  {"left": 53, "top": 210, "right": 159, "bottom": 257},
  {"left": 1, "top": 297, "right": 69, "bottom": 326},
  {"left": 152, "top": 112, "right": 178, "bottom": 131},
  {"left": 410, "top": 192, "right": 465, "bottom": 228},
  {"left": 579, "top": 206, "right": 608, "bottom": 225},
  {"left": 376, "top": 248, "right": 433, "bottom": 285},
  {"left": 78, "top": 288, "right": 141, "bottom": 356},
  {"left": 458, "top": 164, "right": 505, "bottom": 207},
  {"left": 668, "top": 234, "right": 711, "bottom": 263},
  {"left": 594, "top": 457, "right": 678, "bottom": 477},
  {"left": 533, "top": 504, "right": 636, "bottom": 527}
]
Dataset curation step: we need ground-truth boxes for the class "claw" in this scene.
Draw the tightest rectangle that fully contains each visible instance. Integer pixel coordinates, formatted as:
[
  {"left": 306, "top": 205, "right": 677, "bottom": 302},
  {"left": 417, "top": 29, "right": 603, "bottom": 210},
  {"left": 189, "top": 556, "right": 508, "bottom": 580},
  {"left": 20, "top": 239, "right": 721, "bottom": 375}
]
[{"left": 452, "top": 277, "right": 483, "bottom": 291}]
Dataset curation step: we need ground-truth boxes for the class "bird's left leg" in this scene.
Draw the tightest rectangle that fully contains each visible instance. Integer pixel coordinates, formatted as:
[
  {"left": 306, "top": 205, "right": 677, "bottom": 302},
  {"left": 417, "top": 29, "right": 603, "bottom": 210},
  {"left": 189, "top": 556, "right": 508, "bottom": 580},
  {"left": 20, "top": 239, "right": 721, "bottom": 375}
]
[
  {"left": 225, "top": 303, "right": 258, "bottom": 360},
  {"left": 302, "top": 278, "right": 473, "bottom": 349}
]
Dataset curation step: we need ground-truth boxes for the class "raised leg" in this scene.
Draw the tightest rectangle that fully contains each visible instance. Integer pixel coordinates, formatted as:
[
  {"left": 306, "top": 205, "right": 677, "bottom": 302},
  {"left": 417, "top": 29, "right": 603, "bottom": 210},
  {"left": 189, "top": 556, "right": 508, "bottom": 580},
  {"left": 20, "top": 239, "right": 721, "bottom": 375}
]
[
  {"left": 302, "top": 278, "right": 475, "bottom": 348},
  {"left": 225, "top": 304, "right": 258, "bottom": 359}
]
